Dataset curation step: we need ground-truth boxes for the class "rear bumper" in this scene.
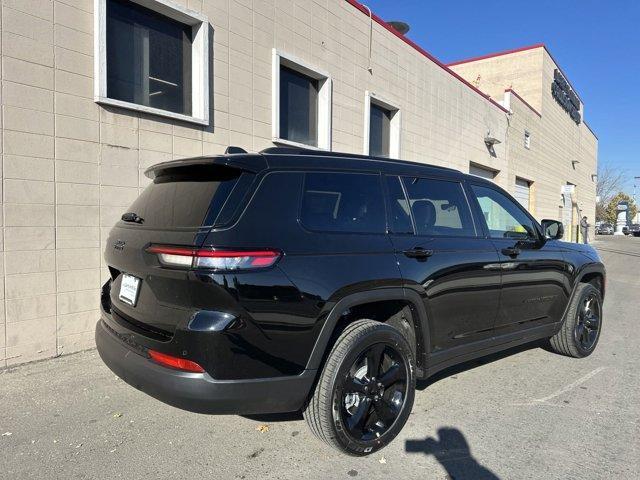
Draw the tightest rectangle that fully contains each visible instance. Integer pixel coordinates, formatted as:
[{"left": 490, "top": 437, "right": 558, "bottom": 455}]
[{"left": 95, "top": 319, "right": 316, "bottom": 415}]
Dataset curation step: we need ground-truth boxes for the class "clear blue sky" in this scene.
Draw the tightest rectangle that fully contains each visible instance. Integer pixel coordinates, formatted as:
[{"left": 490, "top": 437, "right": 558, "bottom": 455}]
[{"left": 363, "top": 0, "right": 640, "bottom": 196}]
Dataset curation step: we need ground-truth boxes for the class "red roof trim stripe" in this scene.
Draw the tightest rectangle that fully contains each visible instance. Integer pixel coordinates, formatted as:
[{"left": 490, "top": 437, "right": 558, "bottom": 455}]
[
  {"left": 345, "top": 0, "right": 509, "bottom": 115},
  {"left": 446, "top": 43, "right": 546, "bottom": 67},
  {"left": 505, "top": 89, "right": 541, "bottom": 118}
]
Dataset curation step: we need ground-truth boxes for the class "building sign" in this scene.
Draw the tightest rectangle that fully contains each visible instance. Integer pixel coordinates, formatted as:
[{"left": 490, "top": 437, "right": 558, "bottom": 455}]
[
  {"left": 551, "top": 69, "right": 581, "bottom": 125},
  {"left": 561, "top": 184, "right": 575, "bottom": 195}
]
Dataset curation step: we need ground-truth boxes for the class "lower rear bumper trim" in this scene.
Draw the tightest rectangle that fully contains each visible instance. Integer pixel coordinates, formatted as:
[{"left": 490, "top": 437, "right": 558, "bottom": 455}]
[{"left": 95, "top": 319, "right": 316, "bottom": 415}]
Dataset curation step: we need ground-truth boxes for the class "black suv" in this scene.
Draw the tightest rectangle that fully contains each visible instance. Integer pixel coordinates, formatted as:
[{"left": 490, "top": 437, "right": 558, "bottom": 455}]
[{"left": 96, "top": 148, "right": 605, "bottom": 455}]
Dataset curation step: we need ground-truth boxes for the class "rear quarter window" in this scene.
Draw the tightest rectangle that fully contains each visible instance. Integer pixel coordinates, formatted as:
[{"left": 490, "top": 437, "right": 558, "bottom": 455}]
[{"left": 301, "top": 172, "right": 385, "bottom": 234}]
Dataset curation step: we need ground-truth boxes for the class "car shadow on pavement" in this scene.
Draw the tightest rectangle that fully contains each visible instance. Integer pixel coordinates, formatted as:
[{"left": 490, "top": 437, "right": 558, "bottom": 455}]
[
  {"left": 406, "top": 427, "right": 500, "bottom": 480},
  {"left": 244, "top": 341, "right": 546, "bottom": 423}
]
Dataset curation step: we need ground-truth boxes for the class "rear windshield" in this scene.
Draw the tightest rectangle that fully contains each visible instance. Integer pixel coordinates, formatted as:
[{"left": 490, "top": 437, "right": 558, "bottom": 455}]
[{"left": 125, "top": 164, "right": 254, "bottom": 228}]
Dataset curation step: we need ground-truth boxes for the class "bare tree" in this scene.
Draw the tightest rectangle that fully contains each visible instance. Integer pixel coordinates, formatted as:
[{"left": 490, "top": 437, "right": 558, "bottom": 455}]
[{"left": 596, "top": 162, "right": 627, "bottom": 220}]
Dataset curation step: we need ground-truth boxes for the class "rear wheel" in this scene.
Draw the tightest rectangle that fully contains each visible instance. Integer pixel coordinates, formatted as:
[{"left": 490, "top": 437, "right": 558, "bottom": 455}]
[
  {"left": 304, "top": 319, "right": 415, "bottom": 456},
  {"left": 548, "top": 283, "right": 602, "bottom": 358}
]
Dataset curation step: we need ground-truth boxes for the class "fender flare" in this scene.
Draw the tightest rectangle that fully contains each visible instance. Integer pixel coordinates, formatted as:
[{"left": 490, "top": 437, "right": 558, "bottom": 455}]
[
  {"left": 559, "top": 261, "right": 606, "bottom": 324},
  {"left": 304, "top": 288, "right": 430, "bottom": 372}
]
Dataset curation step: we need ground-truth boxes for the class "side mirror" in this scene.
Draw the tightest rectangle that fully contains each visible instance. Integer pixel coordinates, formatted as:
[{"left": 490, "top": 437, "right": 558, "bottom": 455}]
[{"left": 541, "top": 219, "right": 564, "bottom": 240}]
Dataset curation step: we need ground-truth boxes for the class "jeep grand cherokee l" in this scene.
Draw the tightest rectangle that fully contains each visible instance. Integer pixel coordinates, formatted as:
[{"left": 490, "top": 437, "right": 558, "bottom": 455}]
[{"left": 96, "top": 147, "right": 605, "bottom": 456}]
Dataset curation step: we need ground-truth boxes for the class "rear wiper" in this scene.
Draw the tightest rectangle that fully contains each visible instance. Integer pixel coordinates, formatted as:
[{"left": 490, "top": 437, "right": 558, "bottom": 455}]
[{"left": 121, "top": 212, "right": 144, "bottom": 224}]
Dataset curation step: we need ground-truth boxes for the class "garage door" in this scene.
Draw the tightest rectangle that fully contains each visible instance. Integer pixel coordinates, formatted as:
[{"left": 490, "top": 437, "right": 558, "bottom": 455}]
[
  {"left": 514, "top": 178, "right": 531, "bottom": 210},
  {"left": 469, "top": 164, "right": 497, "bottom": 181}
]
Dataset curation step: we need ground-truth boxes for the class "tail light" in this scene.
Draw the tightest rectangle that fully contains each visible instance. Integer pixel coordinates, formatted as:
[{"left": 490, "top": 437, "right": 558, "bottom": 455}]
[
  {"left": 146, "top": 245, "right": 281, "bottom": 271},
  {"left": 148, "top": 349, "right": 204, "bottom": 373}
]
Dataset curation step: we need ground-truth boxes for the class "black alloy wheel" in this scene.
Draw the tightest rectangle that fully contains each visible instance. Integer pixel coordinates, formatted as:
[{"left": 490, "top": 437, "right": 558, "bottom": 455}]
[
  {"left": 304, "top": 319, "right": 416, "bottom": 456},
  {"left": 339, "top": 343, "right": 408, "bottom": 442},
  {"left": 548, "top": 282, "right": 603, "bottom": 358},
  {"left": 574, "top": 292, "right": 601, "bottom": 351}
]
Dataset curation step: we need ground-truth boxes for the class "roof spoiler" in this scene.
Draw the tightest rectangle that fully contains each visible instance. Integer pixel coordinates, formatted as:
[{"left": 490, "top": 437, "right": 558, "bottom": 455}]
[
  {"left": 225, "top": 146, "right": 248, "bottom": 154},
  {"left": 144, "top": 154, "right": 267, "bottom": 179}
]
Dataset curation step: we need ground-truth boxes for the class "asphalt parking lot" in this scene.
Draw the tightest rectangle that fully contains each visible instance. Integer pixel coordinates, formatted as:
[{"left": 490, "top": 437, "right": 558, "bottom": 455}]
[{"left": 1, "top": 234, "right": 639, "bottom": 479}]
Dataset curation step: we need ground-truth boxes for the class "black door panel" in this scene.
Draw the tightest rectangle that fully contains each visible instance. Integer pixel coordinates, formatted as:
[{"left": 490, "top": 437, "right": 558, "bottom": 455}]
[
  {"left": 392, "top": 237, "right": 501, "bottom": 351},
  {"left": 491, "top": 238, "right": 570, "bottom": 332},
  {"left": 467, "top": 182, "right": 572, "bottom": 333},
  {"left": 386, "top": 175, "right": 501, "bottom": 352}
]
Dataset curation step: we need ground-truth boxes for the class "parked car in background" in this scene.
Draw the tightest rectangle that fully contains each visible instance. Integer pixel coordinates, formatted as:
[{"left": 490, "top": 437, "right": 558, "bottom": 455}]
[
  {"left": 96, "top": 147, "right": 606, "bottom": 456},
  {"left": 596, "top": 223, "right": 614, "bottom": 235},
  {"left": 629, "top": 224, "right": 640, "bottom": 237},
  {"left": 623, "top": 225, "right": 630, "bottom": 235}
]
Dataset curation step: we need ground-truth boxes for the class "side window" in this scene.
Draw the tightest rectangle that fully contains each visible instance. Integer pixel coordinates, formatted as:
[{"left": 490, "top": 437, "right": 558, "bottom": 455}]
[
  {"left": 401, "top": 177, "right": 475, "bottom": 237},
  {"left": 471, "top": 184, "right": 537, "bottom": 239},
  {"left": 301, "top": 172, "right": 385, "bottom": 234},
  {"left": 385, "top": 176, "right": 413, "bottom": 234}
]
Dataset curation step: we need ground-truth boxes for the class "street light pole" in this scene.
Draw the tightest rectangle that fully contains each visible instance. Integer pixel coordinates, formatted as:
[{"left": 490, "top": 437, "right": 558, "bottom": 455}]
[{"left": 635, "top": 176, "right": 640, "bottom": 223}]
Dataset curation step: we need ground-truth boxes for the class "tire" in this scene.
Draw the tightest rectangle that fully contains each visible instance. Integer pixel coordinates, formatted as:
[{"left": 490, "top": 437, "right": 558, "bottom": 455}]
[
  {"left": 548, "top": 283, "right": 603, "bottom": 358},
  {"left": 304, "top": 319, "right": 416, "bottom": 456}
]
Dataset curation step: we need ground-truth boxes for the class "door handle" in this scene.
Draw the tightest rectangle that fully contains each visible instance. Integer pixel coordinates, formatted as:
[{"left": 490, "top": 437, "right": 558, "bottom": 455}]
[
  {"left": 403, "top": 247, "right": 434, "bottom": 259},
  {"left": 501, "top": 247, "right": 521, "bottom": 257}
]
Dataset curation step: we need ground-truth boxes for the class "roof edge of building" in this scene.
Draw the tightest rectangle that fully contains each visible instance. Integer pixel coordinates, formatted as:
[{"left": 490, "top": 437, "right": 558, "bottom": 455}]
[
  {"left": 448, "top": 43, "right": 584, "bottom": 105},
  {"left": 345, "top": 0, "right": 509, "bottom": 115},
  {"left": 446, "top": 43, "right": 546, "bottom": 67},
  {"left": 584, "top": 121, "right": 598, "bottom": 140},
  {"left": 505, "top": 88, "right": 542, "bottom": 118}
]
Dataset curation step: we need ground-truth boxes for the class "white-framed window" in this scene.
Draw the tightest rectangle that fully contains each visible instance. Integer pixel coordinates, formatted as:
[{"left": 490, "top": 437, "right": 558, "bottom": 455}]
[
  {"left": 363, "top": 92, "right": 401, "bottom": 158},
  {"left": 524, "top": 130, "right": 531, "bottom": 149},
  {"left": 94, "top": 0, "right": 210, "bottom": 125},
  {"left": 272, "top": 49, "right": 332, "bottom": 150}
]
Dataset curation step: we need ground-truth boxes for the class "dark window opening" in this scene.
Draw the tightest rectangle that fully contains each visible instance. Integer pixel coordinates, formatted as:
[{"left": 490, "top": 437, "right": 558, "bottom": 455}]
[
  {"left": 369, "top": 103, "right": 391, "bottom": 157},
  {"left": 279, "top": 65, "right": 318, "bottom": 146},
  {"left": 107, "top": 0, "right": 193, "bottom": 116},
  {"left": 301, "top": 173, "right": 385, "bottom": 234}
]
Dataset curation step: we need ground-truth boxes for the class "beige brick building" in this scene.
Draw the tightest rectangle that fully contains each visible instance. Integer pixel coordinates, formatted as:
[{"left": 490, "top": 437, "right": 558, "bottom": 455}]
[{"left": 0, "top": 0, "right": 597, "bottom": 367}]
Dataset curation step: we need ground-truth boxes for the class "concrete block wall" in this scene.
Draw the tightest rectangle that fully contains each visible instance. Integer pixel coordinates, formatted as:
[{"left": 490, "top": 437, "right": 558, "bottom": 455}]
[
  {"left": 0, "top": 0, "right": 596, "bottom": 367},
  {"left": 503, "top": 91, "right": 542, "bottom": 213},
  {"left": 450, "top": 45, "right": 598, "bottom": 227},
  {"left": 449, "top": 47, "right": 545, "bottom": 112}
]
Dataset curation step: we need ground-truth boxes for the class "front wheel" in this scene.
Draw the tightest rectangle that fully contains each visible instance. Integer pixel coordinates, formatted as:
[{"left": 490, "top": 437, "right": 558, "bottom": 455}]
[
  {"left": 304, "top": 319, "right": 416, "bottom": 456},
  {"left": 548, "top": 283, "right": 603, "bottom": 358}
]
